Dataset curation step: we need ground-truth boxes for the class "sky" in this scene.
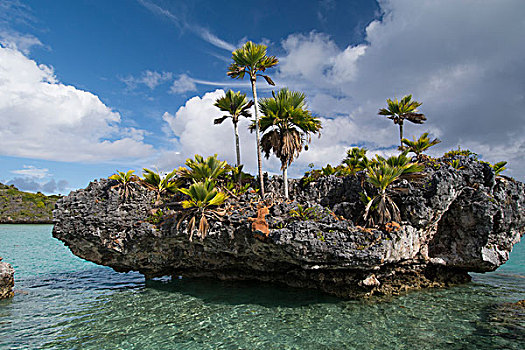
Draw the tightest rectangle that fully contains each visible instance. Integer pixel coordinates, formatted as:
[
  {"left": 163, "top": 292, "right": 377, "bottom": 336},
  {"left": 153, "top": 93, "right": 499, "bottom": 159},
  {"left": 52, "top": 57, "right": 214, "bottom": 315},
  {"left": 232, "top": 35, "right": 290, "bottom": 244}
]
[{"left": 0, "top": 0, "right": 524, "bottom": 194}]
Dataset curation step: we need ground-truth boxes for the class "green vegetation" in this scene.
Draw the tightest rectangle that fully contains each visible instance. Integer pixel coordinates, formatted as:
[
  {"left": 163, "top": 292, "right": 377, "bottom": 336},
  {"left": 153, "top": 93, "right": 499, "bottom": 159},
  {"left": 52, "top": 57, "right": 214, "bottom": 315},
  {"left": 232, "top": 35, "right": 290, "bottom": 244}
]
[
  {"left": 228, "top": 41, "right": 279, "bottom": 197},
  {"left": 447, "top": 159, "right": 465, "bottom": 170},
  {"left": 492, "top": 161, "right": 507, "bottom": 176},
  {"left": 289, "top": 204, "right": 326, "bottom": 222},
  {"left": 342, "top": 147, "right": 368, "bottom": 175},
  {"left": 177, "top": 154, "right": 228, "bottom": 182},
  {"left": 91, "top": 44, "right": 512, "bottom": 234},
  {"left": 373, "top": 152, "right": 424, "bottom": 176},
  {"left": 256, "top": 88, "right": 323, "bottom": 198},
  {"left": 0, "top": 183, "right": 60, "bottom": 223},
  {"left": 401, "top": 132, "right": 441, "bottom": 160},
  {"left": 177, "top": 180, "right": 228, "bottom": 241},
  {"left": 443, "top": 147, "right": 507, "bottom": 176},
  {"left": 109, "top": 170, "right": 139, "bottom": 200},
  {"left": 363, "top": 162, "right": 404, "bottom": 226},
  {"left": 443, "top": 146, "right": 479, "bottom": 160},
  {"left": 146, "top": 209, "right": 165, "bottom": 225},
  {"left": 141, "top": 168, "right": 179, "bottom": 204},
  {"left": 378, "top": 95, "right": 426, "bottom": 148},
  {"left": 360, "top": 153, "right": 423, "bottom": 226}
]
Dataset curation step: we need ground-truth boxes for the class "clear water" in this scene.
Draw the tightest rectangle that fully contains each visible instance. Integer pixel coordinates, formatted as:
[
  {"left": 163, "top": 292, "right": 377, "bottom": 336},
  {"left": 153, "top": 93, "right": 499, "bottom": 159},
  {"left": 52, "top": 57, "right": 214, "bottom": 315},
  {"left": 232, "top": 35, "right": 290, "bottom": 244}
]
[{"left": 0, "top": 225, "right": 523, "bottom": 349}]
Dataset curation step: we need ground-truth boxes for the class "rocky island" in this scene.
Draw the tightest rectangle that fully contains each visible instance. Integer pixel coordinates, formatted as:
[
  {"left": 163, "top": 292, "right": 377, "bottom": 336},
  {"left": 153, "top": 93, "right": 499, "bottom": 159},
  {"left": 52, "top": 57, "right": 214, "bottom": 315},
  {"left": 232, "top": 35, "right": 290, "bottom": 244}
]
[
  {"left": 52, "top": 155, "right": 525, "bottom": 298},
  {"left": 0, "top": 183, "right": 60, "bottom": 224}
]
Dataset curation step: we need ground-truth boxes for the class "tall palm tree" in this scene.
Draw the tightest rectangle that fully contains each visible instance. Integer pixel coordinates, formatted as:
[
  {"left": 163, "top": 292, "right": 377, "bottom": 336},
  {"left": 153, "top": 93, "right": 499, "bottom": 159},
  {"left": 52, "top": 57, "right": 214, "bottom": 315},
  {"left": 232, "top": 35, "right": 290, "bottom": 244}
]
[
  {"left": 227, "top": 41, "right": 278, "bottom": 197},
  {"left": 255, "top": 88, "right": 322, "bottom": 199},
  {"left": 213, "top": 90, "right": 253, "bottom": 167},
  {"left": 378, "top": 95, "right": 426, "bottom": 148}
]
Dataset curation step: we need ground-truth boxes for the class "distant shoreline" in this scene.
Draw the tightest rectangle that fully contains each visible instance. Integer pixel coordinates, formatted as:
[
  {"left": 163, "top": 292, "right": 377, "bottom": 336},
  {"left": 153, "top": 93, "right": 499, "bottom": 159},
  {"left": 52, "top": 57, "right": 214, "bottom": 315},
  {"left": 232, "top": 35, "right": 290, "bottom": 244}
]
[{"left": 0, "top": 220, "right": 53, "bottom": 225}]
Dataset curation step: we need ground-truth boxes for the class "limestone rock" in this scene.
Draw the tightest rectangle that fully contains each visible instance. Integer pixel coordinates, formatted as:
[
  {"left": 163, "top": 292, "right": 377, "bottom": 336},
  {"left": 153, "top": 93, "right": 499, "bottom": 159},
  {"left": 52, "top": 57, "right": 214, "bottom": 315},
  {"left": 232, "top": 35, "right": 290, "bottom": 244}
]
[
  {"left": 0, "top": 257, "right": 14, "bottom": 299},
  {"left": 53, "top": 157, "right": 525, "bottom": 298}
]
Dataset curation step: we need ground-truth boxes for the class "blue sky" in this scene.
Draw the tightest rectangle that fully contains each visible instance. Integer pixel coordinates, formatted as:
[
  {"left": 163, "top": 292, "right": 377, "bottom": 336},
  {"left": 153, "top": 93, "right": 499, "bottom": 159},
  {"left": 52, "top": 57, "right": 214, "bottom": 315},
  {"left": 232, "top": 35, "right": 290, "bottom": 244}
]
[{"left": 1, "top": 0, "right": 524, "bottom": 194}]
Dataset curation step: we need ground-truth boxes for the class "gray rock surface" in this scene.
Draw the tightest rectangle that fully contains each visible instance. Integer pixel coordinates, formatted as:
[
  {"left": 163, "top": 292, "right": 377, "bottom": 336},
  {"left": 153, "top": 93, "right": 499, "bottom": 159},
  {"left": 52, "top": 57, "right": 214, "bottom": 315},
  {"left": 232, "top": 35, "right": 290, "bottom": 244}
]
[
  {"left": 0, "top": 257, "right": 14, "bottom": 299},
  {"left": 53, "top": 157, "right": 525, "bottom": 298}
]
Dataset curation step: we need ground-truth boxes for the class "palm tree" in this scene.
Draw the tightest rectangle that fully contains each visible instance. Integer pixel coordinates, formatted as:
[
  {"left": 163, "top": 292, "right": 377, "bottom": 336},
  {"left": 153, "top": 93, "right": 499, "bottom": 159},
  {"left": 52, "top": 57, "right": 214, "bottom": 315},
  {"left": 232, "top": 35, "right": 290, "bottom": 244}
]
[
  {"left": 177, "top": 154, "right": 228, "bottom": 182},
  {"left": 255, "top": 88, "right": 322, "bottom": 199},
  {"left": 363, "top": 162, "right": 404, "bottom": 227},
  {"left": 141, "top": 168, "right": 179, "bottom": 205},
  {"left": 342, "top": 147, "right": 368, "bottom": 175},
  {"left": 492, "top": 161, "right": 507, "bottom": 176},
  {"left": 214, "top": 90, "right": 253, "bottom": 167},
  {"left": 109, "top": 170, "right": 139, "bottom": 200},
  {"left": 375, "top": 152, "right": 424, "bottom": 174},
  {"left": 378, "top": 95, "right": 426, "bottom": 148},
  {"left": 363, "top": 155, "right": 423, "bottom": 226},
  {"left": 177, "top": 180, "right": 228, "bottom": 241},
  {"left": 401, "top": 132, "right": 441, "bottom": 161},
  {"left": 228, "top": 41, "right": 278, "bottom": 197}
]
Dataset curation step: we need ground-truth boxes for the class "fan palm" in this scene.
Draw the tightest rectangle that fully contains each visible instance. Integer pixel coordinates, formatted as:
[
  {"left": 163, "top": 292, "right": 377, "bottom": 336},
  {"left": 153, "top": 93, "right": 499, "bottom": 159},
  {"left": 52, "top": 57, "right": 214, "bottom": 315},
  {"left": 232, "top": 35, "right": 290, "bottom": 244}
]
[
  {"left": 401, "top": 132, "right": 441, "bottom": 161},
  {"left": 214, "top": 90, "right": 253, "bottom": 167},
  {"left": 492, "top": 161, "right": 507, "bottom": 176},
  {"left": 380, "top": 152, "right": 424, "bottom": 175},
  {"left": 363, "top": 152, "right": 424, "bottom": 226},
  {"left": 141, "top": 168, "right": 179, "bottom": 205},
  {"left": 228, "top": 41, "right": 278, "bottom": 197},
  {"left": 342, "top": 147, "right": 368, "bottom": 175},
  {"left": 254, "top": 88, "right": 322, "bottom": 198},
  {"left": 378, "top": 95, "right": 426, "bottom": 148},
  {"left": 363, "top": 163, "right": 405, "bottom": 226},
  {"left": 177, "top": 180, "right": 228, "bottom": 241},
  {"left": 109, "top": 170, "right": 139, "bottom": 200},
  {"left": 178, "top": 154, "right": 228, "bottom": 182}
]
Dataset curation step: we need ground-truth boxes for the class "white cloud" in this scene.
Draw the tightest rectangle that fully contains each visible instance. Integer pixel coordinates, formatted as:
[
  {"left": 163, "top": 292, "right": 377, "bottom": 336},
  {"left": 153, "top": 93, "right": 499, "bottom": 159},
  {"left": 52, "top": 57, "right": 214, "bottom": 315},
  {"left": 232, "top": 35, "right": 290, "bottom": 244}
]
[
  {"left": 0, "top": 45, "right": 155, "bottom": 162},
  {"left": 138, "top": 0, "right": 235, "bottom": 51},
  {"left": 279, "top": 32, "right": 366, "bottom": 89},
  {"left": 159, "top": 89, "right": 283, "bottom": 173},
  {"left": 169, "top": 74, "right": 274, "bottom": 94},
  {"left": 169, "top": 74, "right": 197, "bottom": 94},
  {"left": 0, "top": 30, "right": 43, "bottom": 54},
  {"left": 121, "top": 70, "right": 173, "bottom": 90},
  {"left": 275, "top": 0, "right": 525, "bottom": 180},
  {"left": 158, "top": 89, "right": 338, "bottom": 177},
  {"left": 141, "top": 70, "right": 173, "bottom": 89},
  {"left": 196, "top": 27, "right": 235, "bottom": 51},
  {"left": 11, "top": 165, "right": 49, "bottom": 179}
]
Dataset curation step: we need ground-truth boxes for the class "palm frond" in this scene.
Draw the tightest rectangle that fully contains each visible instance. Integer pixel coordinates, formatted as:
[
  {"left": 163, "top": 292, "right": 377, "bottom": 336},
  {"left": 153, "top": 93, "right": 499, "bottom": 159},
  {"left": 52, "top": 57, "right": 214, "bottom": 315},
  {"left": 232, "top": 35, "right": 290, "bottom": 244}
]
[
  {"left": 228, "top": 41, "right": 278, "bottom": 80},
  {"left": 378, "top": 95, "right": 425, "bottom": 125},
  {"left": 492, "top": 161, "right": 507, "bottom": 176},
  {"left": 401, "top": 132, "right": 441, "bottom": 159},
  {"left": 257, "top": 88, "right": 322, "bottom": 171}
]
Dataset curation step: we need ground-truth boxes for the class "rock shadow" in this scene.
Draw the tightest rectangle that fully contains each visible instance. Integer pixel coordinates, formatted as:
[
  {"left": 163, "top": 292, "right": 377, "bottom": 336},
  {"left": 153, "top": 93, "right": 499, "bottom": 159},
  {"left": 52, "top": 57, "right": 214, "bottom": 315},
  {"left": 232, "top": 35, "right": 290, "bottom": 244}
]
[{"left": 145, "top": 277, "right": 342, "bottom": 307}]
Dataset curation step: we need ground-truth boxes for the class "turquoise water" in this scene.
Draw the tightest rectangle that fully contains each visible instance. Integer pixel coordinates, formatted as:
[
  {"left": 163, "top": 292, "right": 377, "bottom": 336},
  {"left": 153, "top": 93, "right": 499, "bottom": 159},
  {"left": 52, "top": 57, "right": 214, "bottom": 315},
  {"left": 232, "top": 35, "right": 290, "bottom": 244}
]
[{"left": 0, "top": 225, "right": 523, "bottom": 349}]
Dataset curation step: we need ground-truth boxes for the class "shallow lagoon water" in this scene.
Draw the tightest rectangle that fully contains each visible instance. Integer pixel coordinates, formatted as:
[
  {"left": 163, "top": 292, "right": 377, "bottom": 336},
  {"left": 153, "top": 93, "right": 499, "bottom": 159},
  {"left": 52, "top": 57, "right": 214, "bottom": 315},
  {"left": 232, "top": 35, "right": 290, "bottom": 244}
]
[{"left": 0, "top": 224, "right": 523, "bottom": 349}]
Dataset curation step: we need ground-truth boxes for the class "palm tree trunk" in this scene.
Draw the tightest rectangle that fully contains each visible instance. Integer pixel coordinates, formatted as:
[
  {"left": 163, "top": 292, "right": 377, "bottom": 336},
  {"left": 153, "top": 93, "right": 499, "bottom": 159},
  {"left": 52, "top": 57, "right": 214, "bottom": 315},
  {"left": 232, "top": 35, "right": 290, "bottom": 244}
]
[
  {"left": 233, "top": 122, "right": 241, "bottom": 167},
  {"left": 283, "top": 166, "right": 289, "bottom": 199},
  {"left": 233, "top": 122, "right": 242, "bottom": 186},
  {"left": 250, "top": 76, "right": 265, "bottom": 197},
  {"left": 399, "top": 121, "right": 404, "bottom": 149}
]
